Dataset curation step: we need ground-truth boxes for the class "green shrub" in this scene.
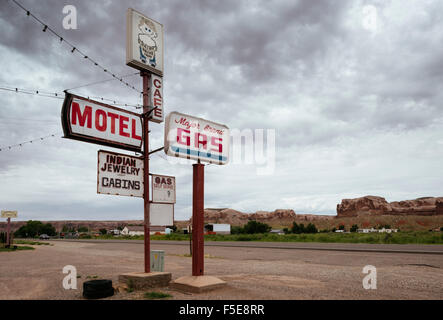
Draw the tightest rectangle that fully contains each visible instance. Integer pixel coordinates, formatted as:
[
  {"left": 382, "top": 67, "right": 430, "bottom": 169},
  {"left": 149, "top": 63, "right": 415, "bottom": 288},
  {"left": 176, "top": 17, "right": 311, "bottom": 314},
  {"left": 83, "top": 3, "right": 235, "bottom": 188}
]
[
  {"left": 350, "top": 224, "right": 359, "bottom": 233},
  {"left": 14, "top": 220, "right": 56, "bottom": 238},
  {"left": 242, "top": 221, "right": 271, "bottom": 234},
  {"left": 305, "top": 223, "right": 318, "bottom": 234}
]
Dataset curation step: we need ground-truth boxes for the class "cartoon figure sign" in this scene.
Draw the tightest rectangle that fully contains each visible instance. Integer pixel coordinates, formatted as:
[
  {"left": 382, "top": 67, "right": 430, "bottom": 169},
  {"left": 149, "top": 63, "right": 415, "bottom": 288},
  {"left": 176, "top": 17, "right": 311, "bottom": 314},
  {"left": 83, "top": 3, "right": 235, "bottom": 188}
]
[{"left": 126, "top": 8, "right": 164, "bottom": 76}]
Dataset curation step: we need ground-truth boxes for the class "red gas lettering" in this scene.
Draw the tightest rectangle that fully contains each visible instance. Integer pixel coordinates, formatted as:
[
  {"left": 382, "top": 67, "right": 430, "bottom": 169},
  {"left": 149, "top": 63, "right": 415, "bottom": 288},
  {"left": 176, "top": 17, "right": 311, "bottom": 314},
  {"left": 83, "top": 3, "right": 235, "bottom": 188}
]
[
  {"left": 195, "top": 133, "right": 207, "bottom": 149},
  {"left": 177, "top": 128, "right": 190, "bottom": 146},
  {"left": 211, "top": 137, "right": 222, "bottom": 153}
]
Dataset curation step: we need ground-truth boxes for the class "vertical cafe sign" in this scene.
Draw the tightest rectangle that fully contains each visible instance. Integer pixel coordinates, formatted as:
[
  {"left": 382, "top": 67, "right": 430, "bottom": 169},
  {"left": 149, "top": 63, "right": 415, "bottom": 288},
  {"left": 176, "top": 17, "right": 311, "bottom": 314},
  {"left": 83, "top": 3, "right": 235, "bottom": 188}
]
[{"left": 126, "top": 8, "right": 164, "bottom": 77}]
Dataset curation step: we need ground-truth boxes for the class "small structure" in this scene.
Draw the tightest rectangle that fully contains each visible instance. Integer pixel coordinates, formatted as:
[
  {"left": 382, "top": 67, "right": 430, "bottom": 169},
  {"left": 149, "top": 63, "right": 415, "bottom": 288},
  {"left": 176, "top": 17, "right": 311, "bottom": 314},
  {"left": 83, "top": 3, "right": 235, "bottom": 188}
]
[
  {"left": 358, "top": 228, "right": 398, "bottom": 233},
  {"left": 108, "top": 229, "right": 121, "bottom": 236},
  {"left": 270, "top": 229, "right": 284, "bottom": 235},
  {"left": 121, "top": 226, "right": 144, "bottom": 236},
  {"left": 210, "top": 224, "right": 231, "bottom": 235},
  {"left": 335, "top": 230, "right": 344, "bottom": 233},
  {"left": 121, "top": 225, "right": 166, "bottom": 236}
]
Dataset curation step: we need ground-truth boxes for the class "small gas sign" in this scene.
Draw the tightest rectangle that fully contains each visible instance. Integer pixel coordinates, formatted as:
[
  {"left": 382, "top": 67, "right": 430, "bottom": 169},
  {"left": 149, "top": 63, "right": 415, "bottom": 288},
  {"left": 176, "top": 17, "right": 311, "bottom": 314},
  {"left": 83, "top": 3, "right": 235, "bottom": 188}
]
[{"left": 151, "top": 174, "right": 175, "bottom": 203}]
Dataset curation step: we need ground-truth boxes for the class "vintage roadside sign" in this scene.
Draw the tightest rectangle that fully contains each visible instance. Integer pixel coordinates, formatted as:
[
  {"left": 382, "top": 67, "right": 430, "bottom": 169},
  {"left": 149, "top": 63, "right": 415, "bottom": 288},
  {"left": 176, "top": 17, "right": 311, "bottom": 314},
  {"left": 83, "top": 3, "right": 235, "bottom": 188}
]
[
  {"left": 126, "top": 8, "right": 164, "bottom": 76},
  {"left": 149, "top": 74, "right": 164, "bottom": 123},
  {"left": 97, "top": 150, "right": 143, "bottom": 197},
  {"left": 150, "top": 203, "right": 174, "bottom": 226},
  {"left": 164, "top": 111, "right": 230, "bottom": 165},
  {"left": 61, "top": 93, "right": 143, "bottom": 152},
  {"left": 151, "top": 174, "right": 175, "bottom": 203},
  {"left": 1, "top": 211, "right": 17, "bottom": 218}
]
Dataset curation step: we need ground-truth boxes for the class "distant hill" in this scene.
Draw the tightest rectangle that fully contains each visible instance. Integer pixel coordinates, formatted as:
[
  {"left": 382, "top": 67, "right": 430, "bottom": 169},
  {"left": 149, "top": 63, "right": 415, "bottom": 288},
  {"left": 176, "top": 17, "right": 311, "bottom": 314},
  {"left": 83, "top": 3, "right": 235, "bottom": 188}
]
[{"left": 2, "top": 196, "right": 443, "bottom": 233}]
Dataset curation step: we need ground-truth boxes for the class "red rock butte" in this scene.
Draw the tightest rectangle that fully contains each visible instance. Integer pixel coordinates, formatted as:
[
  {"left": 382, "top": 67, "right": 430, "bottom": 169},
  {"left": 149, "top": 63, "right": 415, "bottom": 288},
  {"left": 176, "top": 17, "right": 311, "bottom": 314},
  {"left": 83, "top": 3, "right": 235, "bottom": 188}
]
[{"left": 336, "top": 196, "right": 443, "bottom": 217}]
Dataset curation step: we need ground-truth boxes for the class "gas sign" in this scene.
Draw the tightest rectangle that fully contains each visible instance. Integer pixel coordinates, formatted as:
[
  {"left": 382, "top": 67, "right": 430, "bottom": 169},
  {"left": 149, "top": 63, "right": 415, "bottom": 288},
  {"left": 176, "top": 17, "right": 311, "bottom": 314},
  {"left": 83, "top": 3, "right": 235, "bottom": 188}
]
[
  {"left": 151, "top": 174, "right": 175, "bottom": 203},
  {"left": 61, "top": 93, "right": 143, "bottom": 152},
  {"left": 164, "top": 112, "right": 229, "bottom": 165},
  {"left": 126, "top": 8, "right": 164, "bottom": 76},
  {"left": 97, "top": 150, "right": 144, "bottom": 198}
]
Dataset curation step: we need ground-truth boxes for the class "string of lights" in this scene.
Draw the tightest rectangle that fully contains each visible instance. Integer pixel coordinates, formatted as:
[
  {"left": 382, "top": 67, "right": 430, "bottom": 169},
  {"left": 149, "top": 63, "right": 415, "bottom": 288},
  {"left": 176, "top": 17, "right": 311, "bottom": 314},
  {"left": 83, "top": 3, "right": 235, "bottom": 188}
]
[
  {"left": 0, "top": 133, "right": 59, "bottom": 152},
  {"left": 64, "top": 72, "right": 140, "bottom": 91},
  {"left": 0, "top": 85, "right": 143, "bottom": 109},
  {"left": 10, "top": 0, "right": 141, "bottom": 94}
]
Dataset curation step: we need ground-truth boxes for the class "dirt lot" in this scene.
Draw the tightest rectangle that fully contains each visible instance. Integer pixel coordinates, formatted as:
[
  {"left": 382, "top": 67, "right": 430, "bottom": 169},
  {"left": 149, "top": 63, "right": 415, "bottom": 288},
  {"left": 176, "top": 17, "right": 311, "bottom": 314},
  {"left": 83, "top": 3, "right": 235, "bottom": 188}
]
[{"left": 0, "top": 241, "right": 442, "bottom": 300}]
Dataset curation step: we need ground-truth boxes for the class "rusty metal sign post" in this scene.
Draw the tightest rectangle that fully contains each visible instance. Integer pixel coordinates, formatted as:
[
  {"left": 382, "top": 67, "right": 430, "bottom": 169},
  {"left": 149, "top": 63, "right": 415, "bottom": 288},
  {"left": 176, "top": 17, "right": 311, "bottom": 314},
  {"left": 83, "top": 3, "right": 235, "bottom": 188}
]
[
  {"left": 141, "top": 71, "right": 151, "bottom": 273},
  {"left": 192, "top": 162, "right": 205, "bottom": 276},
  {"left": 2, "top": 211, "right": 17, "bottom": 247}
]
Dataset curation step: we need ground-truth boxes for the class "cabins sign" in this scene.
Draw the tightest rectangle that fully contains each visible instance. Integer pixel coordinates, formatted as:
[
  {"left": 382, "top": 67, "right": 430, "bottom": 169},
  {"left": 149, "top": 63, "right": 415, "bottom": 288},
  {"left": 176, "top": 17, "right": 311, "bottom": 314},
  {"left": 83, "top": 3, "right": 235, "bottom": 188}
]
[
  {"left": 61, "top": 93, "right": 143, "bottom": 152},
  {"left": 164, "top": 111, "right": 230, "bottom": 165},
  {"left": 97, "top": 150, "right": 143, "bottom": 198}
]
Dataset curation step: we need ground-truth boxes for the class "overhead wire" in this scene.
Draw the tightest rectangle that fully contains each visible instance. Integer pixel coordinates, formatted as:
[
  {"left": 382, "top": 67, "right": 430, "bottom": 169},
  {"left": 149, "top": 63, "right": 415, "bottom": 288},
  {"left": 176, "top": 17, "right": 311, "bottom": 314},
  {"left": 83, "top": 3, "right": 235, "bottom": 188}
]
[
  {"left": 0, "top": 85, "right": 143, "bottom": 109},
  {"left": 10, "top": 0, "right": 141, "bottom": 94},
  {"left": 0, "top": 133, "right": 59, "bottom": 152}
]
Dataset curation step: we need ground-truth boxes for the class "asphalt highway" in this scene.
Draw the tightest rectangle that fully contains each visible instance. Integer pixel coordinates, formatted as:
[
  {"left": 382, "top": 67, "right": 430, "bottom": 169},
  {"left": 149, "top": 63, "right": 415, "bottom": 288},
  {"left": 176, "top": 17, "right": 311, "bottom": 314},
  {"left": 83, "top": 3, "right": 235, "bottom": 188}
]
[{"left": 46, "top": 239, "right": 443, "bottom": 255}]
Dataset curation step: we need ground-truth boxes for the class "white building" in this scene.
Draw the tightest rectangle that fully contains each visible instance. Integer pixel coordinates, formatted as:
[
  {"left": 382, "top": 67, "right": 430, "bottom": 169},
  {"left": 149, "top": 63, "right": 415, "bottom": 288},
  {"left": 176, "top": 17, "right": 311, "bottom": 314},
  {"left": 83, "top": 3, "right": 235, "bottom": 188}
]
[
  {"left": 121, "top": 226, "right": 144, "bottom": 236},
  {"left": 358, "top": 228, "right": 398, "bottom": 233},
  {"left": 108, "top": 229, "right": 121, "bottom": 236}
]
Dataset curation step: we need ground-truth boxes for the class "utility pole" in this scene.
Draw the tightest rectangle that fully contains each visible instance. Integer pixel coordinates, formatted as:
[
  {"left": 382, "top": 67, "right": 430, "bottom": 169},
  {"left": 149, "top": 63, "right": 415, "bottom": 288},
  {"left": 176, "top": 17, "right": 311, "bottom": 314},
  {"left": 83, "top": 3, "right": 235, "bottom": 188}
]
[{"left": 142, "top": 70, "right": 151, "bottom": 273}]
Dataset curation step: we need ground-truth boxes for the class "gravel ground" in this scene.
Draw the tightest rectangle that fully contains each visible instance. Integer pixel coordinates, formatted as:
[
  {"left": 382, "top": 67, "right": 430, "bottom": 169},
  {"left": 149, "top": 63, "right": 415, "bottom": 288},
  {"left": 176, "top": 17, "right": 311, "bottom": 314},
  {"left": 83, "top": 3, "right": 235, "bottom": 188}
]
[{"left": 0, "top": 241, "right": 442, "bottom": 300}]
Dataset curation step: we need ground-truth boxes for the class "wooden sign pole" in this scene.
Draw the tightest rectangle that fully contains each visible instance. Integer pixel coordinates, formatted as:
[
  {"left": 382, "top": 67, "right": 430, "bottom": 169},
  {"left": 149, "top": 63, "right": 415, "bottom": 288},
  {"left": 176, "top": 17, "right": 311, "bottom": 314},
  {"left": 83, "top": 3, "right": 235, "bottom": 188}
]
[
  {"left": 192, "top": 161, "right": 205, "bottom": 276},
  {"left": 142, "top": 71, "right": 151, "bottom": 273},
  {"left": 6, "top": 217, "right": 11, "bottom": 247}
]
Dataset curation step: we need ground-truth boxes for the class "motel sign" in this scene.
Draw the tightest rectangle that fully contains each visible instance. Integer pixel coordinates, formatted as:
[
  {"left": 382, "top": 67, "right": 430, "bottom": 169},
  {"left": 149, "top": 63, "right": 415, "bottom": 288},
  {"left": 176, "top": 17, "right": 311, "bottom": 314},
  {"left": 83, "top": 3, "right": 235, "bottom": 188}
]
[{"left": 61, "top": 93, "right": 143, "bottom": 152}]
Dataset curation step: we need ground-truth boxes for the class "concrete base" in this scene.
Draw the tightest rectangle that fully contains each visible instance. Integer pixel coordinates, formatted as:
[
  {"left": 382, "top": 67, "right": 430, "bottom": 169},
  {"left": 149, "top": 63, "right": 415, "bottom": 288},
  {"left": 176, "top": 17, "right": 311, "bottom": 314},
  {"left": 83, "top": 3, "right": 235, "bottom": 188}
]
[
  {"left": 119, "top": 272, "right": 171, "bottom": 290},
  {"left": 171, "top": 276, "right": 227, "bottom": 293}
]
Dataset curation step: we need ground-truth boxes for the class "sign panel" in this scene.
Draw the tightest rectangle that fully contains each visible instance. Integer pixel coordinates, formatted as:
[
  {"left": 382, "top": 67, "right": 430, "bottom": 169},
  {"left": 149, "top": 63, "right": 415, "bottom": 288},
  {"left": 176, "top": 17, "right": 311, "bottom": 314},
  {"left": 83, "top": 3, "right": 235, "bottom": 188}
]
[
  {"left": 97, "top": 150, "right": 144, "bottom": 198},
  {"left": 150, "top": 203, "right": 174, "bottom": 226},
  {"left": 164, "top": 111, "right": 230, "bottom": 165},
  {"left": 149, "top": 74, "right": 164, "bottom": 123},
  {"left": 126, "top": 8, "right": 164, "bottom": 76},
  {"left": 1, "top": 211, "right": 17, "bottom": 218},
  {"left": 151, "top": 174, "right": 175, "bottom": 203},
  {"left": 61, "top": 93, "right": 143, "bottom": 152}
]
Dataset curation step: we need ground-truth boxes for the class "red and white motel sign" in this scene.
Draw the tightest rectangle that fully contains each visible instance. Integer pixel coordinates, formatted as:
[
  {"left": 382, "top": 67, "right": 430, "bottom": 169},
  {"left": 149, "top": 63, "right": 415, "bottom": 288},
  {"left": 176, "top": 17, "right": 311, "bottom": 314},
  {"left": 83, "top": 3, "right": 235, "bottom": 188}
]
[{"left": 61, "top": 93, "right": 143, "bottom": 152}]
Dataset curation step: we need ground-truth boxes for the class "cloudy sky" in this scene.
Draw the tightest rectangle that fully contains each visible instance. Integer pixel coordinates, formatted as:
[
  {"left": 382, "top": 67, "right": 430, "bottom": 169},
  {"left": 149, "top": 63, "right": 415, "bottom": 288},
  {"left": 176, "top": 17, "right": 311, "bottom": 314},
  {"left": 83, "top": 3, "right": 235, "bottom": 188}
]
[{"left": 1, "top": 0, "right": 442, "bottom": 221}]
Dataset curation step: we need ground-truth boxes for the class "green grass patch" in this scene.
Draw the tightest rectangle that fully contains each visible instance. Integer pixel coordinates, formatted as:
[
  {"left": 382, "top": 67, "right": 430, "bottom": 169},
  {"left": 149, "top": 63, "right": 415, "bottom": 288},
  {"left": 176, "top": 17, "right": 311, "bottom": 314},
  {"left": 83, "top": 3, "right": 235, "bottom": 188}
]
[
  {"left": 94, "top": 231, "right": 443, "bottom": 244},
  {"left": 0, "top": 245, "right": 35, "bottom": 252},
  {"left": 144, "top": 291, "right": 172, "bottom": 299},
  {"left": 14, "top": 240, "right": 51, "bottom": 245}
]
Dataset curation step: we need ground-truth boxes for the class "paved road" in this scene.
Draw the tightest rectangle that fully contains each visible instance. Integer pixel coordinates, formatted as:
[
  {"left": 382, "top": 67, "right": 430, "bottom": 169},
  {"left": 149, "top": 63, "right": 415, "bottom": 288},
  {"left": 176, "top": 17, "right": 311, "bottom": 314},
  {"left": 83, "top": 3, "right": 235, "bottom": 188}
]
[
  {"left": 46, "top": 239, "right": 443, "bottom": 255},
  {"left": 4, "top": 240, "right": 443, "bottom": 299}
]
